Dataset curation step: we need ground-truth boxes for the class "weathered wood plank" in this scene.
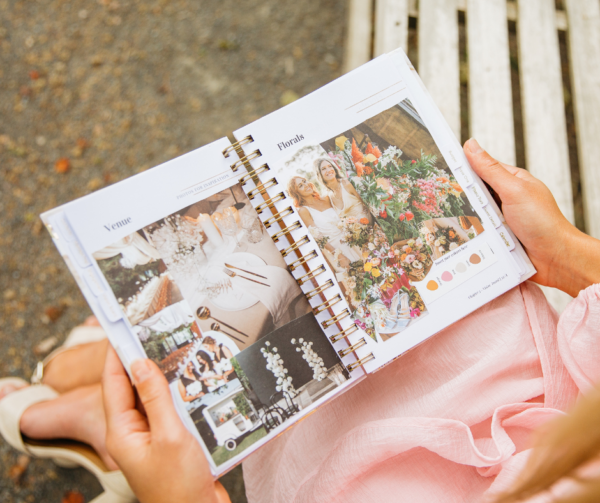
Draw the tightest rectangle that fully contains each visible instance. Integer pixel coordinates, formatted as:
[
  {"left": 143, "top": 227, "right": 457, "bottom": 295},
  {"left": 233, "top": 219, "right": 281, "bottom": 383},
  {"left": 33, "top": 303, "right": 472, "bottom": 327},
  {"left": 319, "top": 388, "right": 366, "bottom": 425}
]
[
  {"left": 374, "top": 0, "right": 409, "bottom": 56},
  {"left": 418, "top": 0, "right": 461, "bottom": 139},
  {"left": 467, "top": 0, "right": 516, "bottom": 165},
  {"left": 565, "top": 0, "right": 600, "bottom": 238},
  {"left": 344, "top": 0, "right": 374, "bottom": 73},
  {"left": 518, "top": 0, "right": 574, "bottom": 224}
]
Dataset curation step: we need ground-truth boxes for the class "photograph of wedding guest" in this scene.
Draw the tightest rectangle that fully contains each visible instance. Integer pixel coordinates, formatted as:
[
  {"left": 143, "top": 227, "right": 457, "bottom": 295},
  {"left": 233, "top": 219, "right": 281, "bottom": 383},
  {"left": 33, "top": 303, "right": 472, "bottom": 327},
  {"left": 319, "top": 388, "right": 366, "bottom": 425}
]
[
  {"left": 202, "top": 336, "right": 237, "bottom": 383},
  {"left": 312, "top": 156, "right": 373, "bottom": 225},
  {"left": 178, "top": 360, "right": 207, "bottom": 404},
  {"left": 287, "top": 175, "right": 360, "bottom": 273},
  {"left": 195, "top": 350, "right": 227, "bottom": 393}
]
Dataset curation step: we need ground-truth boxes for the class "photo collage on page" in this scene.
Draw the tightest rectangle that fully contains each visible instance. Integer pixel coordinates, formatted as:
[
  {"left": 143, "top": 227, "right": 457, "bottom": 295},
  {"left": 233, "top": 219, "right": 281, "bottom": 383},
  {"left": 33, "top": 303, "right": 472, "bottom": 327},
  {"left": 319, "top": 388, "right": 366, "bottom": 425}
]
[
  {"left": 92, "top": 184, "right": 350, "bottom": 466},
  {"left": 277, "top": 99, "right": 484, "bottom": 342}
]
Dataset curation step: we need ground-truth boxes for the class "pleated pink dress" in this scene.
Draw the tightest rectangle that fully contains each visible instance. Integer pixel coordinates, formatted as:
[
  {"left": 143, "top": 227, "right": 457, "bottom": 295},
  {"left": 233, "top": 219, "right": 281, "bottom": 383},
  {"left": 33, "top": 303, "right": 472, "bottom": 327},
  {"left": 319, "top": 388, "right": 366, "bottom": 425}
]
[{"left": 242, "top": 282, "right": 600, "bottom": 503}]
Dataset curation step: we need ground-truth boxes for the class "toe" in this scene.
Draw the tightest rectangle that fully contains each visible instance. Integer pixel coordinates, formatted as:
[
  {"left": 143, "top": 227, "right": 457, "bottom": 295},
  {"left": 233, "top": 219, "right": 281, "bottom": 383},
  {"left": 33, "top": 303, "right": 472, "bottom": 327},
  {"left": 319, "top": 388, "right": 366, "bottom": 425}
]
[{"left": 83, "top": 316, "right": 100, "bottom": 327}]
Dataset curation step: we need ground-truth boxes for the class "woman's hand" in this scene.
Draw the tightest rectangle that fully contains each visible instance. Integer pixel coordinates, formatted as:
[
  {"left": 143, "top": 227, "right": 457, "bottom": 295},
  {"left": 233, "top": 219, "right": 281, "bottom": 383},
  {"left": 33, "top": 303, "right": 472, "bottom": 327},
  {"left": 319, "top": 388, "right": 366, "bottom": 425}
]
[
  {"left": 102, "top": 348, "right": 231, "bottom": 503},
  {"left": 464, "top": 138, "right": 600, "bottom": 297}
]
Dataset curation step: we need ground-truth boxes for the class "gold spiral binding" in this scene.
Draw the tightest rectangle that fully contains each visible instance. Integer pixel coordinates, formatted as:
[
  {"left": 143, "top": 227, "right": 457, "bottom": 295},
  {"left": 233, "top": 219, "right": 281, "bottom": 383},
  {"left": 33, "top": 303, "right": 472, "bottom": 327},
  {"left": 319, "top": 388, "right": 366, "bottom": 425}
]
[
  {"left": 313, "top": 294, "right": 342, "bottom": 315},
  {"left": 264, "top": 207, "right": 294, "bottom": 229},
  {"left": 348, "top": 353, "right": 375, "bottom": 372},
  {"left": 322, "top": 309, "right": 350, "bottom": 328},
  {"left": 330, "top": 324, "right": 358, "bottom": 343},
  {"left": 239, "top": 164, "right": 270, "bottom": 186},
  {"left": 231, "top": 150, "right": 262, "bottom": 172},
  {"left": 305, "top": 279, "right": 334, "bottom": 300},
  {"left": 338, "top": 338, "right": 367, "bottom": 358},
  {"left": 248, "top": 178, "right": 278, "bottom": 200},
  {"left": 296, "top": 264, "right": 326, "bottom": 285},
  {"left": 281, "top": 236, "right": 309, "bottom": 257},
  {"left": 255, "top": 192, "right": 285, "bottom": 214},
  {"left": 289, "top": 250, "right": 318, "bottom": 271},
  {"left": 272, "top": 221, "right": 302, "bottom": 242},
  {"left": 222, "top": 135, "right": 254, "bottom": 158},
  {"left": 225, "top": 136, "right": 372, "bottom": 374}
]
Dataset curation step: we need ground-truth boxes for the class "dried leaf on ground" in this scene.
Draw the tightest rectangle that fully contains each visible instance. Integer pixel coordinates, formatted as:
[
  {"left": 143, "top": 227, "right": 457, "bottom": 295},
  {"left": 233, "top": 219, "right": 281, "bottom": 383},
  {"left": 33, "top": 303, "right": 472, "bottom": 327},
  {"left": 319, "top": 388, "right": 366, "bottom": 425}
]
[
  {"left": 44, "top": 304, "right": 66, "bottom": 322},
  {"left": 8, "top": 454, "right": 30, "bottom": 483},
  {"left": 54, "top": 158, "right": 71, "bottom": 173},
  {"left": 62, "top": 491, "right": 85, "bottom": 503}
]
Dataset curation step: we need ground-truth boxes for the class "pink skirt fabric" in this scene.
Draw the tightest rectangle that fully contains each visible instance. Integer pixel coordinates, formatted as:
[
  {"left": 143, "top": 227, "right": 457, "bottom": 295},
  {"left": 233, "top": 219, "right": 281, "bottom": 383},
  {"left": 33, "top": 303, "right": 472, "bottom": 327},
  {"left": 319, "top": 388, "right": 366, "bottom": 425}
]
[{"left": 242, "top": 282, "right": 600, "bottom": 503}]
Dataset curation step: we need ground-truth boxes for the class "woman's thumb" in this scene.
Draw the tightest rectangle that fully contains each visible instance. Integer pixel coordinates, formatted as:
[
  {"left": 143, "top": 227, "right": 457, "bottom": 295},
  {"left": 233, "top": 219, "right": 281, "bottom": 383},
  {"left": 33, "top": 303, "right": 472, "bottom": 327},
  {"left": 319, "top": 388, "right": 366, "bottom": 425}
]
[
  {"left": 131, "top": 358, "right": 182, "bottom": 434},
  {"left": 463, "top": 138, "right": 522, "bottom": 198}
]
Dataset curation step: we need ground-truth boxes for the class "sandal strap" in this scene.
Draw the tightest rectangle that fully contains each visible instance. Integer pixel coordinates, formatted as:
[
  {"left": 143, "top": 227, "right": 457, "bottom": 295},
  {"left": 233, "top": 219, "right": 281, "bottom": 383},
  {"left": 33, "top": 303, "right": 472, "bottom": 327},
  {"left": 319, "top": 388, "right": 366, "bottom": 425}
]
[{"left": 0, "top": 382, "right": 58, "bottom": 453}]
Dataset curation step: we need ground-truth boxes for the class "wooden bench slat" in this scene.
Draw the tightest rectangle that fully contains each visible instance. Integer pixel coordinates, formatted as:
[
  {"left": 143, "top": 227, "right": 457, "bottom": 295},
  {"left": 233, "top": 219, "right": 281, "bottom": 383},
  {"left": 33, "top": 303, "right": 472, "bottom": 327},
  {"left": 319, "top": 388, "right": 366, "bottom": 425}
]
[
  {"left": 374, "top": 0, "right": 409, "bottom": 56},
  {"left": 518, "top": 0, "right": 574, "bottom": 224},
  {"left": 518, "top": 0, "right": 575, "bottom": 314},
  {"left": 565, "top": 0, "right": 600, "bottom": 239},
  {"left": 467, "top": 0, "right": 516, "bottom": 165},
  {"left": 418, "top": 0, "right": 461, "bottom": 139},
  {"left": 344, "top": 0, "right": 374, "bottom": 73}
]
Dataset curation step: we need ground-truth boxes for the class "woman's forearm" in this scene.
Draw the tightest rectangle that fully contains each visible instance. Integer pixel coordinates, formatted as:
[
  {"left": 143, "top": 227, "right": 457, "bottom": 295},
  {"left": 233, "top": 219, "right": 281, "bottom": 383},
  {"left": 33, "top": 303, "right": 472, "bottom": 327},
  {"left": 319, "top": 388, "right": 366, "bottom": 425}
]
[{"left": 553, "top": 229, "right": 600, "bottom": 297}]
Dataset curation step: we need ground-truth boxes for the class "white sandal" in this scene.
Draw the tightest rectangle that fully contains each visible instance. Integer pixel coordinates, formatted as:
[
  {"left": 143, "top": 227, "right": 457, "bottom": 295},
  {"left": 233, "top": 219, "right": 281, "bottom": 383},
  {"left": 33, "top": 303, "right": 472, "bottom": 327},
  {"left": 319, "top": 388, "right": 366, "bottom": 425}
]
[
  {"left": 0, "top": 377, "right": 136, "bottom": 503},
  {"left": 31, "top": 325, "right": 108, "bottom": 385}
]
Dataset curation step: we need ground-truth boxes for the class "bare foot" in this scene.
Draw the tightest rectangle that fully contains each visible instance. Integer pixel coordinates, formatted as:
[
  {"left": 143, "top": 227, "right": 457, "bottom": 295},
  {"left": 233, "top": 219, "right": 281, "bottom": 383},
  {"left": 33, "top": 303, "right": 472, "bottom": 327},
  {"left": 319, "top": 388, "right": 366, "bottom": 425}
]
[
  {"left": 82, "top": 315, "right": 101, "bottom": 327},
  {"left": 43, "top": 339, "right": 109, "bottom": 393},
  {"left": 18, "top": 383, "right": 119, "bottom": 471}
]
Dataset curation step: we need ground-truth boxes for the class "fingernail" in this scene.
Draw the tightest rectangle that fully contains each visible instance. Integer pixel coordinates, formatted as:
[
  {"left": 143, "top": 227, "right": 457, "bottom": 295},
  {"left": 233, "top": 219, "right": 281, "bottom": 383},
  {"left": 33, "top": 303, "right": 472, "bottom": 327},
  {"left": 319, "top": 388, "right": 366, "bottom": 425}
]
[
  {"left": 131, "top": 359, "right": 152, "bottom": 384},
  {"left": 467, "top": 138, "right": 484, "bottom": 154}
]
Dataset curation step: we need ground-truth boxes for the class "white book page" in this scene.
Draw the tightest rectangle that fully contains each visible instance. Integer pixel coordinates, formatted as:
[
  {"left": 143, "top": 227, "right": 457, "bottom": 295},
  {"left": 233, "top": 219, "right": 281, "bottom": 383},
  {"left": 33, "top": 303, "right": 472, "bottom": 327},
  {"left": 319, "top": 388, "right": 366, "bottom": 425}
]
[{"left": 233, "top": 51, "right": 535, "bottom": 374}]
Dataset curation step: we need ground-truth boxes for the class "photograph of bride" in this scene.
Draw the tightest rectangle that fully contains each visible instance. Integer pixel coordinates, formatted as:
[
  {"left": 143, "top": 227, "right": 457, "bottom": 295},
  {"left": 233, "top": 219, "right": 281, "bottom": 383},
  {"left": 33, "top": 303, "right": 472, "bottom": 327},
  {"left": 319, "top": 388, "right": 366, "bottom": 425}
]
[{"left": 277, "top": 99, "right": 484, "bottom": 341}]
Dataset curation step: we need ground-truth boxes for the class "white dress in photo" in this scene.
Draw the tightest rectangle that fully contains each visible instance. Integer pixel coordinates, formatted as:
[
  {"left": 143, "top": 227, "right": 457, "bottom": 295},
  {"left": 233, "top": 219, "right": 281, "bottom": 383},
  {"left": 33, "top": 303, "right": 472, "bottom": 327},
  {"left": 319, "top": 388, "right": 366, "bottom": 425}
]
[
  {"left": 303, "top": 206, "right": 362, "bottom": 265},
  {"left": 330, "top": 183, "right": 371, "bottom": 223}
]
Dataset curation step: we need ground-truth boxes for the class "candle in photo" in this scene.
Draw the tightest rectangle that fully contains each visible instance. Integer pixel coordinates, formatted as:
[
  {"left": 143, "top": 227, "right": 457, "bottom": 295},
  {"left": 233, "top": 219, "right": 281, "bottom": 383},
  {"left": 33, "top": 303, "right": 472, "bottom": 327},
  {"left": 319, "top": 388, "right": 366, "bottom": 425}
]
[{"left": 198, "top": 213, "right": 224, "bottom": 246}]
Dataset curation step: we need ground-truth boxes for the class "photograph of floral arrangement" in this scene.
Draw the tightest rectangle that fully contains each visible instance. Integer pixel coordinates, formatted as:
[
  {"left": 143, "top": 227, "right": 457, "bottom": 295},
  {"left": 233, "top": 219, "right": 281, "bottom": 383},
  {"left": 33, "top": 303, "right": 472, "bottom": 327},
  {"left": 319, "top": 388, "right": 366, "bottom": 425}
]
[
  {"left": 277, "top": 99, "right": 483, "bottom": 341},
  {"left": 320, "top": 104, "right": 482, "bottom": 250}
]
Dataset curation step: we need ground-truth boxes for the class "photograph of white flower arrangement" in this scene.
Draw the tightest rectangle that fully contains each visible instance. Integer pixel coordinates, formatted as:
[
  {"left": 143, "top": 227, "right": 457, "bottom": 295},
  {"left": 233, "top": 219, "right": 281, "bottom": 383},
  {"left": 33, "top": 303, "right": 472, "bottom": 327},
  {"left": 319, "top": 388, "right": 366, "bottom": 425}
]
[{"left": 229, "top": 312, "right": 349, "bottom": 456}]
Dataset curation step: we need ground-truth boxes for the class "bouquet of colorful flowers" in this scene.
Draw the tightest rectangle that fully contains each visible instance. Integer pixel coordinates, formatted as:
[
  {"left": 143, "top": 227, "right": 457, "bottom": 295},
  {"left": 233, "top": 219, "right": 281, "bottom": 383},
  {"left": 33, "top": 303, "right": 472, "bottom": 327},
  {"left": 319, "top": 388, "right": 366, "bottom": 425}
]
[
  {"left": 337, "top": 216, "right": 371, "bottom": 249},
  {"left": 423, "top": 224, "right": 466, "bottom": 256},
  {"left": 341, "top": 226, "right": 426, "bottom": 339},
  {"left": 329, "top": 136, "right": 469, "bottom": 246},
  {"left": 392, "top": 237, "right": 433, "bottom": 281}
]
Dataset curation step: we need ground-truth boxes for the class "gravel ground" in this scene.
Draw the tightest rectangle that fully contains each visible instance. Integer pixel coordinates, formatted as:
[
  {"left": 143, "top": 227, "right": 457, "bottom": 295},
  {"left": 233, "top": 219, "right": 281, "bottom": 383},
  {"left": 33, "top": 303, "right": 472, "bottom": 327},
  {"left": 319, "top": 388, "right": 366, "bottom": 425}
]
[{"left": 0, "top": 0, "right": 346, "bottom": 501}]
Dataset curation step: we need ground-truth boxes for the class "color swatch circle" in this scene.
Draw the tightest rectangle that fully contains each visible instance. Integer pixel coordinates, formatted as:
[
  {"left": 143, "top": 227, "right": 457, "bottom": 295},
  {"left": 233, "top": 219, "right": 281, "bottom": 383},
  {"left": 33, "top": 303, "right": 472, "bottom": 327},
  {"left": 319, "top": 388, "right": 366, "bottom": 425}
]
[
  {"left": 441, "top": 271, "right": 453, "bottom": 282},
  {"left": 455, "top": 262, "right": 467, "bottom": 273},
  {"left": 426, "top": 280, "right": 439, "bottom": 291},
  {"left": 469, "top": 253, "right": 482, "bottom": 264}
]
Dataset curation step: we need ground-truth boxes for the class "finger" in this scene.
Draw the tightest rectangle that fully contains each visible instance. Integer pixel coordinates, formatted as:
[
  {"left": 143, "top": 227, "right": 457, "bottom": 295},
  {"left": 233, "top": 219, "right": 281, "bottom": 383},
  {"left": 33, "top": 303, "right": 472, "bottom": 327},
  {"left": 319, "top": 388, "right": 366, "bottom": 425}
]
[
  {"left": 130, "top": 358, "right": 183, "bottom": 437},
  {"left": 463, "top": 138, "right": 525, "bottom": 197},
  {"left": 102, "top": 347, "right": 137, "bottom": 428},
  {"left": 215, "top": 481, "right": 233, "bottom": 503}
]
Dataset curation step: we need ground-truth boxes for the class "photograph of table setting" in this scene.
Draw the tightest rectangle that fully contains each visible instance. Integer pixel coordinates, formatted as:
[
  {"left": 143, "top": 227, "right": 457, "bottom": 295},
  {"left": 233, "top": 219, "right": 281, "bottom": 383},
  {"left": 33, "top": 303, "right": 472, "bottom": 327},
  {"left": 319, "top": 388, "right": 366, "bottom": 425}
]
[{"left": 144, "top": 184, "right": 312, "bottom": 350}]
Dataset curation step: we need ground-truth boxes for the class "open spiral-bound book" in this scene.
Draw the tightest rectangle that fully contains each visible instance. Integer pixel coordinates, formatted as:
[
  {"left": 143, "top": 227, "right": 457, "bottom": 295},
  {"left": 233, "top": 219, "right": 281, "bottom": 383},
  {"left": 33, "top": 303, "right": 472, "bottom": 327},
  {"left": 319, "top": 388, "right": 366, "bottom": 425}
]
[{"left": 41, "top": 48, "right": 535, "bottom": 477}]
